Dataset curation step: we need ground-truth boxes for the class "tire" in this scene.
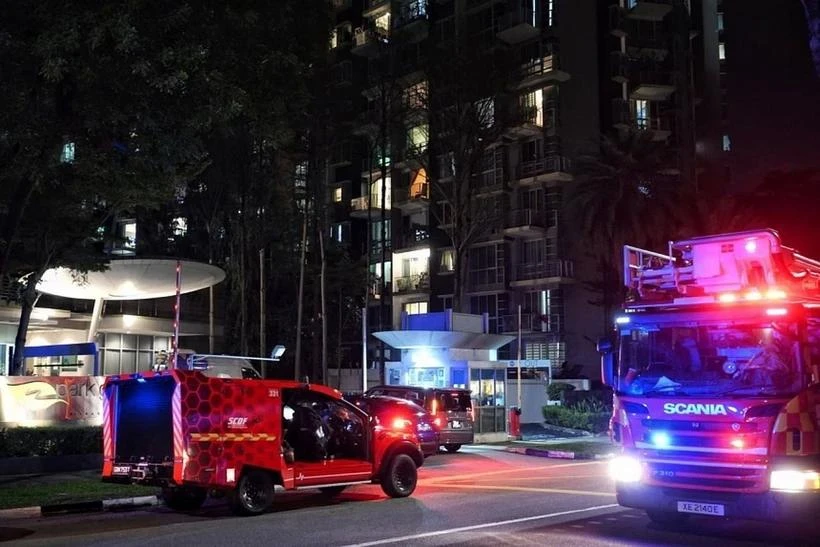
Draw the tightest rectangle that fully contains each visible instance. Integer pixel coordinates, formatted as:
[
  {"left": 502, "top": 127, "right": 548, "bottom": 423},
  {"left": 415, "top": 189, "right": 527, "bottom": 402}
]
[
  {"left": 162, "top": 486, "right": 207, "bottom": 512},
  {"left": 443, "top": 444, "right": 461, "bottom": 453},
  {"left": 229, "top": 470, "right": 275, "bottom": 516},
  {"left": 318, "top": 485, "right": 347, "bottom": 497},
  {"left": 646, "top": 510, "right": 690, "bottom": 526},
  {"left": 380, "top": 454, "right": 418, "bottom": 498}
]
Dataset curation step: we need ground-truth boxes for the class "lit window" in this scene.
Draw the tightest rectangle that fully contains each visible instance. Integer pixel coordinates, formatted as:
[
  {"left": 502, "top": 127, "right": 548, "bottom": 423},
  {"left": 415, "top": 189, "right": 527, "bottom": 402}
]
[
  {"left": 634, "top": 100, "right": 648, "bottom": 129},
  {"left": 333, "top": 187, "right": 343, "bottom": 202},
  {"left": 717, "top": 13, "right": 724, "bottom": 31},
  {"left": 718, "top": 43, "right": 726, "bottom": 60},
  {"left": 61, "top": 142, "right": 75, "bottom": 163},
  {"left": 172, "top": 217, "right": 187, "bottom": 237},
  {"left": 407, "top": 125, "right": 428, "bottom": 153},
  {"left": 547, "top": 0, "right": 554, "bottom": 26},
  {"left": 440, "top": 249, "right": 455, "bottom": 273},
  {"left": 722, "top": 134, "right": 731, "bottom": 151},
  {"left": 403, "top": 301, "right": 428, "bottom": 315},
  {"left": 410, "top": 168, "right": 428, "bottom": 199}
]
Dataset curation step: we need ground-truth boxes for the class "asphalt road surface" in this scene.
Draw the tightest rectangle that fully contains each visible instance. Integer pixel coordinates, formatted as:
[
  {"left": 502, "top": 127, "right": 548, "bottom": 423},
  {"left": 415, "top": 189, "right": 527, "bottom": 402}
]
[{"left": 1, "top": 446, "right": 817, "bottom": 546}]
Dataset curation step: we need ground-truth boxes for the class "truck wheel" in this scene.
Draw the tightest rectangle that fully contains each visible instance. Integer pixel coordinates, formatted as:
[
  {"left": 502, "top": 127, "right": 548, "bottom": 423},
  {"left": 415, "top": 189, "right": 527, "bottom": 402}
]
[
  {"left": 443, "top": 444, "right": 461, "bottom": 453},
  {"left": 380, "top": 454, "right": 417, "bottom": 498},
  {"left": 646, "top": 510, "right": 690, "bottom": 526},
  {"left": 319, "top": 485, "right": 347, "bottom": 497},
  {"left": 162, "top": 486, "right": 207, "bottom": 511},
  {"left": 230, "top": 470, "right": 274, "bottom": 516}
]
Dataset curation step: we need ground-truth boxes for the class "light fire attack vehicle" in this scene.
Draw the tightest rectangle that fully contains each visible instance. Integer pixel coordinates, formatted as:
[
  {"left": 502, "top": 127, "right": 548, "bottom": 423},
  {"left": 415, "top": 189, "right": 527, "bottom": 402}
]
[
  {"left": 101, "top": 369, "right": 424, "bottom": 515},
  {"left": 598, "top": 229, "right": 820, "bottom": 525}
]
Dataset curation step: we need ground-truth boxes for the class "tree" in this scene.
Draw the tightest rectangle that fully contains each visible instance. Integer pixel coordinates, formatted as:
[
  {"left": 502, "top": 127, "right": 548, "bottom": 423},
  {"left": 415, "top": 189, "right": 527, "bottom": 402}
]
[
  {"left": 412, "top": 30, "right": 520, "bottom": 312},
  {"left": 0, "top": 1, "right": 333, "bottom": 374},
  {"left": 568, "top": 129, "right": 678, "bottom": 331},
  {"left": 802, "top": 0, "right": 820, "bottom": 78}
]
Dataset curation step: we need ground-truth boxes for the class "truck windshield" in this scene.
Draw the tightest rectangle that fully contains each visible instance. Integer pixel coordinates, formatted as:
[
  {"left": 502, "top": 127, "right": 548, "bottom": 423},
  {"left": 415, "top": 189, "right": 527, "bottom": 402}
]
[{"left": 616, "top": 320, "right": 805, "bottom": 397}]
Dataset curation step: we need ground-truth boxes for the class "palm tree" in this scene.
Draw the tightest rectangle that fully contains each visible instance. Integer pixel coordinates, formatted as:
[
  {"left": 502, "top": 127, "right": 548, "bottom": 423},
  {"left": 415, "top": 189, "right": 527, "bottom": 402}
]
[{"left": 568, "top": 129, "right": 679, "bottom": 331}]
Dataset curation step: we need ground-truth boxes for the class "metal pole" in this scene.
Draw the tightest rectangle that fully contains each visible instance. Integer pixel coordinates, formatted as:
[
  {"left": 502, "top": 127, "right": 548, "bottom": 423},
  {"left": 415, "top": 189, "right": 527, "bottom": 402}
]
[
  {"left": 259, "top": 248, "right": 266, "bottom": 377},
  {"left": 362, "top": 307, "right": 368, "bottom": 393},
  {"left": 517, "top": 304, "right": 522, "bottom": 411},
  {"left": 171, "top": 260, "right": 182, "bottom": 369}
]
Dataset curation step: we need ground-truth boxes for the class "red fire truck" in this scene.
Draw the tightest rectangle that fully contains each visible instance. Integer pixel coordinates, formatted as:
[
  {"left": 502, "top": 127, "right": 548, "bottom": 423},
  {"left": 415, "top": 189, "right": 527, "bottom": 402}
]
[
  {"left": 101, "top": 369, "right": 424, "bottom": 515},
  {"left": 598, "top": 229, "right": 820, "bottom": 525}
]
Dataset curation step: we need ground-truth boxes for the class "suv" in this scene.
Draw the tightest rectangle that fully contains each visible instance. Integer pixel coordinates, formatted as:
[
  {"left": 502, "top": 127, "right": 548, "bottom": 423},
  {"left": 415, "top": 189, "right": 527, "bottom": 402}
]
[{"left": 365, "top": 386, "right": 474, "bottom": 452}]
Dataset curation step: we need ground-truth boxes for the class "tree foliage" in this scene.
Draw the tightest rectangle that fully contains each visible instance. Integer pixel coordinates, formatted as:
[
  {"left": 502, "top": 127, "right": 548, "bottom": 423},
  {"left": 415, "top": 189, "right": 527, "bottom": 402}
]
[{"left": 0, "top": 1, "right": 333, "bottom": 374}]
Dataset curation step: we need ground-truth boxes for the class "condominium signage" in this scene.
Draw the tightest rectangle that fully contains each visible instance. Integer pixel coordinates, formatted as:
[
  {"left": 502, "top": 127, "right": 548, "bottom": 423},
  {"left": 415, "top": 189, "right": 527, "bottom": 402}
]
[{"left": 0, "top": 376, "right": 104, "bottom": 427}]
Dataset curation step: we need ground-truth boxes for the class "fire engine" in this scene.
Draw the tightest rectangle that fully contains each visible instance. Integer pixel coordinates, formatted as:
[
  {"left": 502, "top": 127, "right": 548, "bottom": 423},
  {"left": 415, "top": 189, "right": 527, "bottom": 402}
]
[
  {"left": 598, "top": 229, "right": 820, "bottom": 525},
  {"left": 101, "top": 369, "right": 424, "bottom": 515}
]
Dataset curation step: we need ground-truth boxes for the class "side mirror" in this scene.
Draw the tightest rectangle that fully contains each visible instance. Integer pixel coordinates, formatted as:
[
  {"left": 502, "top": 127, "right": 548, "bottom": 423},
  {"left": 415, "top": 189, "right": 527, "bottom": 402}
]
[{"left": 597, "top": 337, "right": 615, "bottom": 387}]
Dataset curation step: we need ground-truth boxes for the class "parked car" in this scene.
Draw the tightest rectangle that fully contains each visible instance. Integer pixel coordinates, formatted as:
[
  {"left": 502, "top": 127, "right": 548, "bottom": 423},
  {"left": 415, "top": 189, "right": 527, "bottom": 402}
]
[
  {"left": 364, "top": 386, "right": 474, "bottom": 452},
  {"left": 350, "top": 395, "right": 439, "bottom": 457}
]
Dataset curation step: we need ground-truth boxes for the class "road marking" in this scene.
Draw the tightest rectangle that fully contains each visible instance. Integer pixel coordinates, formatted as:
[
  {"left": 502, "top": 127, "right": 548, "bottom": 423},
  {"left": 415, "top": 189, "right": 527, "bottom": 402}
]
[
  {"left": 425, "top": 483, "right": 616, "bottom": 497},
  {"left": 423, "top": 460, "right": 603, "bottom": 484},
  {"left": 341, "top": 504, "right": 620, "bottom": 546},
  {"left": 469, "top": 473, "right": 609, "bottom": 483}
]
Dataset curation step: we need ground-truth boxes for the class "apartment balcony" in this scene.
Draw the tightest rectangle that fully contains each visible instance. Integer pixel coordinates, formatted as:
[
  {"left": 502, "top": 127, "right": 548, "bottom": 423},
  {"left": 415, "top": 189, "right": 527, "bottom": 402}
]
[
  {"left": 510, "top": 259, "right": 574, "bottom": 288},
  {"left": 394, "top": 1, "right": 429, "bottom": 42},
  {"left": 630, "top": 70, "right": 675, "bottom": 100},
  {"left": 393, "top": 144, "right": 427, "bottom": 172},
  {"left": 612, "top": 98, "right": 631, "bottom": 129},
  {"left": 504, "top": 208, "right": 545, "bottom": 237},
  {"left": 500, "top": 312, "right": 562, "bottom": 335},
  {"left": 394, "top": 183, "right": 430, "bottom": 214},
  {"left": 626, "top": 0, "right": 678, "bottom": 22},
  {"left": 368, "top": 278, "right": 392, "bottom": 301},
  {"left": 394, "top": 225, "right": 431, "bottom": 251},
  {"left": 466, "top": 276, "right": 506, "bottom": 294},
  {"left": 505, "top": 106, "right": 543, "bottom": 138},
  {"left": 352, "top": 27, "right": 389, "bottom": 58},
  {"left": 329, "top": 141, "right": 354, "bottom": 167},
  {"left": 363, "top": 0, "right": 390, "bottom": 18},
  {"left": 496, "top": 4, "right": 540, "bottom": 44},
  {"left": 394, "top": 273, "right": 430, "bottom": 294},
  {"left": 635, "top": 115, "right": 673, "bottom": 141},
  {"left": 610, "top": 52, "right": 629, "bottom": 83},
  {"left": 517, "top": 55, "right": 570, "bottom": 90},
  {"left": 609, "top": 5, "right": 628, "bottom": 37},
  {"left": 473, "top": 168, "right": 506, "bottom": 196},
  {"left": 514, "top": 155, "right": 572, "bottom": 186},
  {"left": 350, "top": 195, "right": 391, "bottom": 219}
]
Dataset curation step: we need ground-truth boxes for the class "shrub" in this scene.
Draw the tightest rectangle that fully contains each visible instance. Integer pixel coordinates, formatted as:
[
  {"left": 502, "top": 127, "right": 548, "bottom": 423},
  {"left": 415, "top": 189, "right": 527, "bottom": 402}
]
[
  {"left": 541, "top": 405, "right": 611, "bottom": 434},
  {"left": 547, "top": 382, "right": 575, "bottom": 401},
  {"left": 0, "top": 426, "right": 102, "bottom": 458}
]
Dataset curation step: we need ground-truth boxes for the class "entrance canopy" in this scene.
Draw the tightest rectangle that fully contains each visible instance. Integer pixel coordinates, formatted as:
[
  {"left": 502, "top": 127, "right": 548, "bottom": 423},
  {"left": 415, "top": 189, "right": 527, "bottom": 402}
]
[
  {"left": 37, "top": 259, "right": 225, "bottom": 301},
  {"left": 373, "top": 330, "right": 514, "bottom": 350}
]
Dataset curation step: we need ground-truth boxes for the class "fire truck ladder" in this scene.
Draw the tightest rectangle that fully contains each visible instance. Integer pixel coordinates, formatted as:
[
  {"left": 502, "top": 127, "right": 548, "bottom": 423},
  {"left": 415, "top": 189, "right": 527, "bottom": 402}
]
[{"left": 624, "top": 229, "right": 820, "bottom": 303}]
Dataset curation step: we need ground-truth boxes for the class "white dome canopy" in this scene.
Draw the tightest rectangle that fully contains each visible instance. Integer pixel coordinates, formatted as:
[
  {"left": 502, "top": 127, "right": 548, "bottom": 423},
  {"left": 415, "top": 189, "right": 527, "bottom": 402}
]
[{"left": 37, "top": 259, "right": 225, "bottom": 301}]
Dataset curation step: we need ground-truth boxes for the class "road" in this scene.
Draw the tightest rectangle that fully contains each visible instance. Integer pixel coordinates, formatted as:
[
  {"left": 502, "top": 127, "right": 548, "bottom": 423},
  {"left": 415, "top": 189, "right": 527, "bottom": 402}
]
[{"left": 1, "top": 446, "right": 816, "bottom": 546}]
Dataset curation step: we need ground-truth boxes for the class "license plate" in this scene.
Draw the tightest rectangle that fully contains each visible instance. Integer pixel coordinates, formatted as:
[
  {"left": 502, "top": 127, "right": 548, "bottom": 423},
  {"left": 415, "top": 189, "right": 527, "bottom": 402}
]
[
  {"left": 112, "top": 465, "right": 131, "bottom": 476},
  {"left": 451, "top": 420, "right": 462, "bottom": 428},
  {"left": 677, "top": 501, "right": 725, "bottom": 516}
]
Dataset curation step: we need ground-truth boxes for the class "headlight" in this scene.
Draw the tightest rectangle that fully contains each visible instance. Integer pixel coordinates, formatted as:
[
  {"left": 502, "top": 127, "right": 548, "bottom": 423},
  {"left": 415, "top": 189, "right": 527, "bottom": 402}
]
[
  {"left": 770, "top": 470, "right": 820, "bottom": 492},
  {"left": 609, "top": 455, "right": 642, "bottom": 483}
]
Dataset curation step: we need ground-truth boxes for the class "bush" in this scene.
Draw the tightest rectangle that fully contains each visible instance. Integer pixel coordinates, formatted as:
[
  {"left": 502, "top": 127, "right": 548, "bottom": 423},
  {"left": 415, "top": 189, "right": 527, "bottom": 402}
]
[
  {"left": 0, "top": 426, "right": 102, "bottom": 458},
  {"left": 541, "top": 405, "right": 611, "bottom": 434},
  {"left": 547, "top": 382, "right": 575, "bottom": 401},
  {"left": 563, "top": 387, "right": 613, "bottom": 408}
]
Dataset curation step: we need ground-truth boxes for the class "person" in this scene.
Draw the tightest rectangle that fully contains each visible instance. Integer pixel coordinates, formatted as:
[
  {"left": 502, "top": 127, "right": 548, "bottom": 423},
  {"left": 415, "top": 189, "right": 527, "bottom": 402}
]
[
  {"left": 286, "top": 401, "right": 328, "bottom": 461},
  {"left": 734, "top": 328, "right": 794, "bottom": 387}
]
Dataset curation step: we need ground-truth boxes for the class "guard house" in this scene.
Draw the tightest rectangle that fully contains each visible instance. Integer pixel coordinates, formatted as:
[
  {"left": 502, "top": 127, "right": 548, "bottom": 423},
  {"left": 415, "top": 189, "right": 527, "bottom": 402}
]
[{"left": 374, "top": 310, "right": 521, "bottom": 442}]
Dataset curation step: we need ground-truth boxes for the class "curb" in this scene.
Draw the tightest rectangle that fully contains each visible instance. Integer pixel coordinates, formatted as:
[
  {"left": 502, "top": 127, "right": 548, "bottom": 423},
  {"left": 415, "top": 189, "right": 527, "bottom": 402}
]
[
  {"left": 505, "top": 446, "right": 614, "bottom": 461},
  {"left": 0, "top": 495, "right": 161, "bottom": 519}
]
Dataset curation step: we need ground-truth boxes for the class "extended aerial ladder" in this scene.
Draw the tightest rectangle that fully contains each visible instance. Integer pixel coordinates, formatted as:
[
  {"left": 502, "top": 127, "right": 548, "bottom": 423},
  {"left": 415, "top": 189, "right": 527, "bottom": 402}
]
[{"left": 622, "top": 229, "right": 820, "bottom": 305}]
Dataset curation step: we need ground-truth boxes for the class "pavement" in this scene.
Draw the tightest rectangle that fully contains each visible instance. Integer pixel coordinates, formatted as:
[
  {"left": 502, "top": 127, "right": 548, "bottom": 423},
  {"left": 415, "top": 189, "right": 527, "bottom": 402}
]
[{"left": 0, "top": 427, "right": 614, "bottom": 519}]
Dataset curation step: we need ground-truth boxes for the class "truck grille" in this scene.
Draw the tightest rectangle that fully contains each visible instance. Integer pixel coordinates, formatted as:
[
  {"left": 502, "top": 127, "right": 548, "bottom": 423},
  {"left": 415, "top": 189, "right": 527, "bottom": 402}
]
[{"left": 636, "top": 418, "right": 771, "bottom": 493}]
